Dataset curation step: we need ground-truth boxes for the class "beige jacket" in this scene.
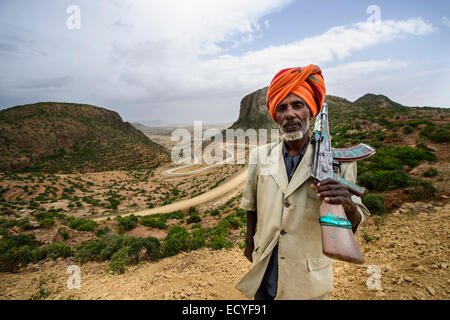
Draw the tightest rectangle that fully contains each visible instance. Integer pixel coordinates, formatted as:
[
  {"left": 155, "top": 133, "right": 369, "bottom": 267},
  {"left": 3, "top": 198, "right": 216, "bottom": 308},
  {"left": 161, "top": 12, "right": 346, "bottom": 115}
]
[{"left": 236, "top": 140, "right": 370, "bottom": 300}]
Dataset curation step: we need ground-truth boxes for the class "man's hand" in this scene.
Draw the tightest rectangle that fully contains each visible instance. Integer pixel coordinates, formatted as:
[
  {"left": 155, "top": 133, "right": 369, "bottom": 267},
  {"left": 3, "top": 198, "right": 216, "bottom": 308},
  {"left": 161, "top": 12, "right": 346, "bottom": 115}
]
[
  {"left": 310, "top": 178, "right": 361, "bottom": 227},
  {"left": 244, "top": 238, "right": 254, "bottom": 263}
]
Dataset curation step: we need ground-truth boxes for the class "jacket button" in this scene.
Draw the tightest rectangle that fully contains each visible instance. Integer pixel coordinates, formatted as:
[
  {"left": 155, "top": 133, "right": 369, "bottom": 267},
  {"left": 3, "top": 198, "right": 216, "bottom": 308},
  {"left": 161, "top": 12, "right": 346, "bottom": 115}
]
[
  {"left": 284, "top": 202, "right": 290, "bottom": 208},
  {"left": 280, "top": 229, "right": 287, "bottom": 235}
]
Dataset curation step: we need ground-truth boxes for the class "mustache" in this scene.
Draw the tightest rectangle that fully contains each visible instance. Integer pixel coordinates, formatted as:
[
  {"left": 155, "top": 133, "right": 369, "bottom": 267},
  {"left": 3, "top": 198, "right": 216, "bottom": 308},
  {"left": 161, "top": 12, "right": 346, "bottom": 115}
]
[{"left": 282, "top": 119, "right": 302, "bottom": 126}]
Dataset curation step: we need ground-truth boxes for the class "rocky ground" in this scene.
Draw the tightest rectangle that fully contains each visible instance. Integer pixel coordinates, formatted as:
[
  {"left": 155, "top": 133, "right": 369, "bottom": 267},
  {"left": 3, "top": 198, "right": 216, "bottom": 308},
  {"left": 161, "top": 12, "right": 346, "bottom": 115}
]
[{"left": 1, "top": 200, "right": 448, "bottom": 300}]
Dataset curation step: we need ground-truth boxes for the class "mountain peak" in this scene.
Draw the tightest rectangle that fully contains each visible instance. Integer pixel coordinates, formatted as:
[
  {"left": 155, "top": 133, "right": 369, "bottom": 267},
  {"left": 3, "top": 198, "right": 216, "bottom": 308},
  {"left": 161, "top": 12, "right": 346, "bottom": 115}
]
[{"left": 353, "top": 93, "right": 405, "bottom": 109}]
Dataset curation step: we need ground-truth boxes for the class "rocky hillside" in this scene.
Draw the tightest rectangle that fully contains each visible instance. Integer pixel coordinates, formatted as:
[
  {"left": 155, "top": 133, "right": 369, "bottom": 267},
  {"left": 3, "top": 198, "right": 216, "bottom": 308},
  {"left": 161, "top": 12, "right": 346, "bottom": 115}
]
[
  {"left": 0, "top": 102, "right": 170, "bottom": 173},
  {"left": 229, "top": 87, "right": 276, "bottom": 130}
]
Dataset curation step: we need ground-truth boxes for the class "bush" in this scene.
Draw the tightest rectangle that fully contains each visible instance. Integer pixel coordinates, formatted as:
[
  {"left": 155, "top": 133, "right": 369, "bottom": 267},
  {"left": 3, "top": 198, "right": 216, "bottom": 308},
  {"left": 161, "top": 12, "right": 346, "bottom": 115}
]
[
  {"left": 95, "top": 226, "right": 111, "bottom": 237},
  {"left": 57, "top": 228, "right": 70, "bottom": 240},
  {"left": 186, "top": 214, "right": 201, "bottom": 224},
  {"left": 41, "top": 241, "right": 72, "bottom": 260},
  {"left": 402, "top": 125, "right": 413, "bottom": 134},
  {"left": 420, "top": 123, "right": 450, "bottom": 143},
  {"left": 359, "top": 170, "right": 411, "bottom": 192},
  {"left": 142, "top": 236, "right": 163, "bottom": 261},
  {"left": 222, "top": 214, "right": 244, "bottom": 229},
  {"left": 368, "top": 146, "right": 436, "bottom": 171},
  {"left": 40, "top": 217, "right": 55, "bottom": 228},
  {"left": 140, "top": 216, "right": 168, "bottom": 229},
  {"left": 74, "top": 239, "right": 108, "bottom": 263},
  {"left": 423, "top": 167, "right": 438, "bottom": 177},
  {"left": 163, "top": 226, "right": 190, "bottom": 256},
  {"left": 408, "top": 180, "right": 436, "bottom": 201},
  {"left": 108, "top": 247, "right": 131, "bottom": 274},
  {"left": 0, "top": 234, "right": 41, "bottom": 272},
  {"left": 115, "top": 214, "right": 139, "bottom": 233},
  {"left": 208, "top": 209, "right": 220, "bottom": 216},
  {"left": 70, "top": 218, "right": 97, "bottom": 231},
  {"left": 362, "top": 193, "right": 386, "bottom": 215}
]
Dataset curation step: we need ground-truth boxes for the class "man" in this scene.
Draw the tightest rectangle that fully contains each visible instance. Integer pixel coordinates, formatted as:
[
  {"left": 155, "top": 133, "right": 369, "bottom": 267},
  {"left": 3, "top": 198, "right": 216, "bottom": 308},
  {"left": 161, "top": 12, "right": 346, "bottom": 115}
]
[{"left": 236, "top": 64, "right": 370, "bottom": 300}]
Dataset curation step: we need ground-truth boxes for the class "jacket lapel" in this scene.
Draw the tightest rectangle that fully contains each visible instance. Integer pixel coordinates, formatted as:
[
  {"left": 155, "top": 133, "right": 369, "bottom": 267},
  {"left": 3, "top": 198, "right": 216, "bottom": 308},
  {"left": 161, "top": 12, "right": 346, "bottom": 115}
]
[
  {"left": 284, "top": 141, "right": 314, "bottom": 199},
  {"left": 269, "top": 141, "right": 289, "bottom": 195}
]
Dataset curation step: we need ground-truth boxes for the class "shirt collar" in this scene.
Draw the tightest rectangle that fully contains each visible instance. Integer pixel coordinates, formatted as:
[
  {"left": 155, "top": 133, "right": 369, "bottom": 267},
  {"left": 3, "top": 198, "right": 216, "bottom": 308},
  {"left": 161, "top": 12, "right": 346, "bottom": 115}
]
[{"left": 282, "top": 138, "right": 309, "bottom": 158}]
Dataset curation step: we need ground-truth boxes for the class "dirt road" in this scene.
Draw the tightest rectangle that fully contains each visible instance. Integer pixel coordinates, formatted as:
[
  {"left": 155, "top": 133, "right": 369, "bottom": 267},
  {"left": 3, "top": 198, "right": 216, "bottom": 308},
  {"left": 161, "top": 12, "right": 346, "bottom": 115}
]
[{"left": 92, "top": 167, "right": 248, "bottom": 221}]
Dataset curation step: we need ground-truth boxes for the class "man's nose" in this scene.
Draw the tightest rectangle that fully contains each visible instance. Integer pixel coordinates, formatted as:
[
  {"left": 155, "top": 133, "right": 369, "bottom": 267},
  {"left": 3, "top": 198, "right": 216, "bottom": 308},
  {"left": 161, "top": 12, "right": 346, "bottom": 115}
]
[{"left": 285, "top": 105, "right": 296, "bottom": 119}]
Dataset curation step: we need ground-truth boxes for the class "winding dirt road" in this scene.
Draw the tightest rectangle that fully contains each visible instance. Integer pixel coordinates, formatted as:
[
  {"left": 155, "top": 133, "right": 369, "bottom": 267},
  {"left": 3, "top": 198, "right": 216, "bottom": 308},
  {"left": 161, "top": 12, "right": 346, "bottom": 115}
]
[{"left": 91, "top": 167, "right": 248, "bottom": 221}]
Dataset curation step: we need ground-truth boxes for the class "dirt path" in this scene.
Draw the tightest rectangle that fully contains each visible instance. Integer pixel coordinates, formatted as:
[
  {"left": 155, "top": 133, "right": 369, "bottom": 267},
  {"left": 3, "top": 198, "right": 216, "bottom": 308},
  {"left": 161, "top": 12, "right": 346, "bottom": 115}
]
[
  {"left": 1, "top": 201, "right": 448, "bottom": 300},
  {"left": 91, "top": 167, "right": 248, "bottom": 221}
]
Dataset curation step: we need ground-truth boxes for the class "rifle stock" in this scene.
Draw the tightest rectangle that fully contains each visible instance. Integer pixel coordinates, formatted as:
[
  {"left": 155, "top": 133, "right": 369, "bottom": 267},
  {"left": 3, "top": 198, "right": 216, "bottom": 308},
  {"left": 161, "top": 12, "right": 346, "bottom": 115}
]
[{"left": 319, "top": 202, "right": 364, "bottom": 264}]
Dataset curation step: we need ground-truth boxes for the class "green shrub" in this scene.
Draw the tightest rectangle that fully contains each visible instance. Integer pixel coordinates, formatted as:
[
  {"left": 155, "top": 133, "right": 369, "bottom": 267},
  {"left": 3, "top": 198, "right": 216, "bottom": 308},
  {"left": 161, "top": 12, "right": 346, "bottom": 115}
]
[
  {"left": 402, "top": 125, "right": 413, "bottom": 134},
  {"left": 140, "top": 216, "right": 168, "bottom": 229},
  {"left": 57, "top": 228, "right": 70, "bottom": 240},
  {"left": 0, "top": 246, "right": 38, "bottom": 272},
  {"left": 207, "top": 235, "right": 233, "bottom": 250},
  {"left": 188, "top": 207, "right": 198, "bottom": 215},
  {"left": 108, "top": 247, "right": 131, "bottom": 274},
  {"left": 222, "top": 214, "right": 244, "bottom": 229},
  {"left": 95, "top": 226, "right": 111, "bottom": 237},
  {"left": 423, "top": 167, "right": 438, "bottom": 177},
  {"left": 41, "top": 241, "right": 72, "bottom": 260},
  {"left": 408, "top": 180, "right": 436, "bottom": 201},
  {"left": 362, "top": 193, "right": 386, "bottom": 215},
  {"left": 208, "top": 209, "right": 220, "bottom": 216},
  {"left": 420, "top": 123, "right": 450, "bottom": 143},
  {"left": 368, "top": 146, "right": 436, "bottom": 171},
  {"left": 16, "top": 218, "right": 36, "bottom": 230},
  {"left": 359, "top": 170, "right": 411, "bottom": 192},
  {"left": 0, "top": 234, "right": 41, "bottom": 272},
  {"left": 142, "top": 236, "right": 163, "bottom": 261},
  {"left": 70, "top": 218, "right": 97, "bottom": 231},
  {"left": 74, "top": 239, "right": 108, "bottom": 263},
  {"left": 163, "top": 226, "right": 190, "bottom": 256},
  {"left": 115, "top": 214, "right": 138, "bottom": 233},
  {"left": 40, "top": 217, "right": 55, "bottom": 228},
  {"left": 186, "top": 214, "right": 201, "bottom": 224}
]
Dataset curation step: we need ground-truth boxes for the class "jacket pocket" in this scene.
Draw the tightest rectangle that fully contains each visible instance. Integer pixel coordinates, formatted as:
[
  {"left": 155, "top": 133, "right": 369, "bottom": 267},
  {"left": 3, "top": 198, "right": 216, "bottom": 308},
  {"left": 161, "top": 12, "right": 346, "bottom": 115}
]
[{"left": 307, "top": 256, "right": 333, "bottom": 271}]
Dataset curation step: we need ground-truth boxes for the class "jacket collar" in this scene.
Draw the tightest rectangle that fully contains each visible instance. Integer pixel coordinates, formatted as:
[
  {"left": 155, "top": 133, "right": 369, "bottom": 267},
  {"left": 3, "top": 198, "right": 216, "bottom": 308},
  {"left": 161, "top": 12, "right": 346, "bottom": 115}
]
[{"left": 269, "top": 139, "right": 314, "bottom": 199}]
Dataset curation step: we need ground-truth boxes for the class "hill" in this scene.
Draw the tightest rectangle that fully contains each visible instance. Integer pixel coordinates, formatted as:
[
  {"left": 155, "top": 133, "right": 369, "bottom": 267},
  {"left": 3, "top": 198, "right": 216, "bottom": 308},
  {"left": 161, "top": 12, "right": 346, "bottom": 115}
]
[{"left": 0, "top": 102, "right": 170, "bottom": 173}]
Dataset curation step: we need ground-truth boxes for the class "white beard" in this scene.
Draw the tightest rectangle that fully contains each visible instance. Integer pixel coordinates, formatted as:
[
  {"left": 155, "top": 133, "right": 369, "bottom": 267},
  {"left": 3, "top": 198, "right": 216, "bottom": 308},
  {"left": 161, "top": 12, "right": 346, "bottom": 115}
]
[{"left": 280, "top": 117, "right": 310, "bottom": 142}]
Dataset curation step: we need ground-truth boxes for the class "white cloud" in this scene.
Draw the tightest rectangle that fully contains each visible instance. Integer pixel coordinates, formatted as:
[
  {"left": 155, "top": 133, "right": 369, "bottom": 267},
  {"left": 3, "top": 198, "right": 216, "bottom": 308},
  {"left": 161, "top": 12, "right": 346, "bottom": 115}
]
[
  {"left": 108, "top": 17, "right": 434, "bottom": 102},
  {"left": 109, "top": 0, "right": 292, "bottom": 56},
  {"left": 442, "top": 16, "right": 450, "bottom": 27}
]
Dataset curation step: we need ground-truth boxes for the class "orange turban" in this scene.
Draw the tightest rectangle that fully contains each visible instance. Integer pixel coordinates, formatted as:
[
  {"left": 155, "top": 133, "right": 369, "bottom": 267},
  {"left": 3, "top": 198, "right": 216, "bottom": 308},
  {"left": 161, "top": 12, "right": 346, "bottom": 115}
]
[{"left": 266, "top": 64, "right": 326, "bottom": 121}]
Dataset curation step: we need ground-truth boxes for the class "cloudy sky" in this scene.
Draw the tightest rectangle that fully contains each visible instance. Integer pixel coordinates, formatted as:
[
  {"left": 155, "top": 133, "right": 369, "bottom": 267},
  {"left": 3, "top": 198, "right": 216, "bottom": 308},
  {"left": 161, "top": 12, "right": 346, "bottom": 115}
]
[{"left": 0, "top": 0, "right": 449, "bottom": 124}]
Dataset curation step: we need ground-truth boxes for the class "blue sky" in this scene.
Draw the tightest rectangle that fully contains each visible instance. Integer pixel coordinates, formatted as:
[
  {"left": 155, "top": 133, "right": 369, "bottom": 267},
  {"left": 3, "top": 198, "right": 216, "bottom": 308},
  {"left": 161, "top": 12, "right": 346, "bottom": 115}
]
[{"left": 0, "top": 0, "right": 449, "bottom": 124}]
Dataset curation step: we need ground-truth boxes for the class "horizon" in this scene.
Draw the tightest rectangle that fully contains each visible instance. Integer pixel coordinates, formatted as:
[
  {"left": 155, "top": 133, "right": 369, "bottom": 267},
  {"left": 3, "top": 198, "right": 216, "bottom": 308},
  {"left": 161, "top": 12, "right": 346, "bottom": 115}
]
[
  {"left": 1, "top": 91, "right": 448, "bottom": 126},
  {"left": 1, "top": 1, "right": 449, "bottom": 123}
]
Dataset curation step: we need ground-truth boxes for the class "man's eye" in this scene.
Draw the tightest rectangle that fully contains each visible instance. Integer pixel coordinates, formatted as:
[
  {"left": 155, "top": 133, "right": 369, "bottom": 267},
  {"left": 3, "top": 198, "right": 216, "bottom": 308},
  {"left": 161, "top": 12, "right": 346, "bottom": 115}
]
[{"left": 293, "top": 103, "right": 306, "bottom": 109}]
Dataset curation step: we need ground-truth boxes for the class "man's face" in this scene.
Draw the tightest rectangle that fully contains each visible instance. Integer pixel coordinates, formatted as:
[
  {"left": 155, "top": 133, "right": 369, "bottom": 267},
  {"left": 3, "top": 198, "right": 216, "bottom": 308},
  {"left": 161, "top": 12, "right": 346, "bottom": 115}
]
[{"left": 275, "top": 93, "right": 312, "bottom": 141}]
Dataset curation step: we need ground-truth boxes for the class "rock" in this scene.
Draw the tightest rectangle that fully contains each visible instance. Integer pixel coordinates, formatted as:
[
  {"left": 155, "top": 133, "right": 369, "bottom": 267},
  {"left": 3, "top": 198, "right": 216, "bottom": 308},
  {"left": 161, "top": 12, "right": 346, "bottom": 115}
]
[
  {"left": 414, "top": 290, "right": 425, "bottom": 300},
  {"left": 440, "top": 263, "right": 448, "bottom": 269},
  {"left": 404, "top": 276, "right": 413, "bottom": 282},
  {"left": 414, "top": 266, "right": 427, "bottom": 273},
  {"left": 426, "top": 286, "right": 436, "bottom": 296}
]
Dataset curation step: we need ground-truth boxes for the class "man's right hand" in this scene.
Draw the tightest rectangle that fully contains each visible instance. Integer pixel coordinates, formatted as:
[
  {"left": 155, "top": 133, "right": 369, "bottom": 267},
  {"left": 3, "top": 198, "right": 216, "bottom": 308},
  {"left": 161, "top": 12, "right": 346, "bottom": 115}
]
[{"left": 244, "top": 238, "right": 254, "bottom": 263}]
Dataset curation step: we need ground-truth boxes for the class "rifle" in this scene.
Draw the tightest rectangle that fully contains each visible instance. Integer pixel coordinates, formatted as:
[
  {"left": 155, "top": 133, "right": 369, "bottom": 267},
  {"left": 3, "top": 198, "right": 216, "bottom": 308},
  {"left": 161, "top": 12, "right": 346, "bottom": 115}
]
[{"left": 311, "top": 103, "right": 375, "bottom": 264}]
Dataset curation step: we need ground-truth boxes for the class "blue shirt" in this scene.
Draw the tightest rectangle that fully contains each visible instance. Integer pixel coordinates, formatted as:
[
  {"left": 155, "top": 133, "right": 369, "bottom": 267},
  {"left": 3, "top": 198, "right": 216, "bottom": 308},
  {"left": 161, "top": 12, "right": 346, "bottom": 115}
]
[{"left": 259, "top": 140, "right": 309, "bottom": 298}]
